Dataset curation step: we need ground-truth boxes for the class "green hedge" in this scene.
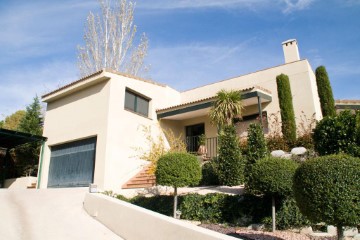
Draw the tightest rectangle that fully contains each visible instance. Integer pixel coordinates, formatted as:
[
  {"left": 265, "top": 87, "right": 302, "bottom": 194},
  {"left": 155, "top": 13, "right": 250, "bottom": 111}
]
[
  {"left": 293, "top": 154, "right": 360, "bottom": 228},
  {"left": 313, "top": 110, "right": 360, "bottom": 156},
  {"left": 199, "top": 161, "right": 220, "bottom": 186}
]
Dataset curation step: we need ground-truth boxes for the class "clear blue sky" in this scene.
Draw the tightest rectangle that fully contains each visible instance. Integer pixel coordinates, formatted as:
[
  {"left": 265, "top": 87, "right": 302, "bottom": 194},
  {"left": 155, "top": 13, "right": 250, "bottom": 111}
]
[{"left": 0, "top": 0, "right": 359, "bottom": 119}]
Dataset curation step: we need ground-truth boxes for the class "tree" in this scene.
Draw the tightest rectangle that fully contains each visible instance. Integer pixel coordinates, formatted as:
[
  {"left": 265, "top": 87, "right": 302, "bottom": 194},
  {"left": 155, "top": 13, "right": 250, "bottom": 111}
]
[
  {"left": 217, "top": 125, "right": 245, "bottom": 186},
  {"left": 246, "top": 123, "right": 268, "bottom": 165},
  {"left": 18, "top": 96, "right": 42, "bottom": 135},
  {"left": 276, "top": 74, "right": 296, "bottom": 145},
  {"left": 245, "top": 123, "right": 268, "bottom": 187},
  {"left": 313, "top": 110, "right": 360, "bottom": 157},
  {"left": 1, "top": 110, "right": 26, "bottom": 130},
  {"left": 247, "top": 157, "right": 298, "bottom": 232},
  {"left": 315, "top": 66, "right": 336, "bottom": 117},
  {"left": 14, "top": 96, "right": 43, "bottom": 176},
  {"left": 293, "top": 154, "right": 360, "bottom": 240},
  {"left": 155, "top": 152, "right": 201, "bottom": 218},
  {"left": 77, "top": 0, "right": 148, "bottom": 77},
  {"left": 209, "top": 89, "right": 243, "bottom": 128}
]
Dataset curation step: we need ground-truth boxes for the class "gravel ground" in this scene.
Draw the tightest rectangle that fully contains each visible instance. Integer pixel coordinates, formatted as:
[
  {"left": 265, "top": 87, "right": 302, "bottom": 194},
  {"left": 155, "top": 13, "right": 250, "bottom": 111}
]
[{"left": 200, "top": 224, "right": 337, "bottom": 240}]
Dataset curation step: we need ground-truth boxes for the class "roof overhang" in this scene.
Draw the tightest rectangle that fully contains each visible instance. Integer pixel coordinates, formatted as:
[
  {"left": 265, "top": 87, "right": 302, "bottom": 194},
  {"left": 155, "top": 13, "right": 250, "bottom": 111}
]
[
  {"left": 0, "top": 128, "right": 47, "bottom": 150},
  {"left": 157, "top": 88, "right": 272, "bottom": 120}
]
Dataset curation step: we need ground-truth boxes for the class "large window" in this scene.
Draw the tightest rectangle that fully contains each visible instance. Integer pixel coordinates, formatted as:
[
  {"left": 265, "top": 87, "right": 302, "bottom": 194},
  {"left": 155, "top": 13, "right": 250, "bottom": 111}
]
[{"left": 124, "top": 89, "right": 150, "bottom": 117}]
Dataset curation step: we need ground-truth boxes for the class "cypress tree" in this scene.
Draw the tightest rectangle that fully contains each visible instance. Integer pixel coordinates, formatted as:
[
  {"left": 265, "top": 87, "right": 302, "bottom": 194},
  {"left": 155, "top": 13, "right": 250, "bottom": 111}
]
[
  {"left": 315, "top": 66, "right": 336, "bottom": 117},
  {"left": 276, "top": 74, "right": 296, "bottom": 145}
]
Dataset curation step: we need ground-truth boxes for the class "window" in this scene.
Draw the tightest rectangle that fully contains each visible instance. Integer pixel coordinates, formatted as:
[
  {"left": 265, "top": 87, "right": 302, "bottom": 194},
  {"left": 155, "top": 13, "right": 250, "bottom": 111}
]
[{"left": 124, "top": 89, "right": 150, "bottom": 117}]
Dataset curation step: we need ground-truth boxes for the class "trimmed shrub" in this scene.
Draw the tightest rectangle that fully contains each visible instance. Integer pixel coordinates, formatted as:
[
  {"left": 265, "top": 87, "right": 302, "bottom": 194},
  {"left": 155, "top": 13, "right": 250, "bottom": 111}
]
[
  {"left": 293, "top": 154, "right": 360, "bottom": 239},
  {"left": 247, "top": 157, "right": 298, "bottom": 197},
  {"left": 247, "top": 123, "right": 268, "bottom": 164},
  {"left": 274, "top": 198, "right": 310, "bottom": 230},
  {"left": 155, "top": 152, "right": 201, "bottom": 217},
  {"left": 156, "top": 152, "right": 201, "bottom": 188},
  {"left": 313, "top": 110, "right": 360, "bottom": 157},
  {"left": 247, "top": 156, "right": 298, "bottom": 231},
  {"left": 315, "top": 66, "right": 336, "bottom": 117},
  {"left": 276, "top": 74, "right": 296, "bottom": 145},
  {"left": 200, "top": 161, "right": 220, "bottom": 186},
  {"left": 217, "top": 125, "right": 245, "bottom": 186}
]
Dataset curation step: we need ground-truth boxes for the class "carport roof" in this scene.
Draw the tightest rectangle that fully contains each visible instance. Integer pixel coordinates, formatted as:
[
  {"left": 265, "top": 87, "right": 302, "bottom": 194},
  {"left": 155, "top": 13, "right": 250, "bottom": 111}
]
[{"left": 0, "top": 128, "right": 47, "bottom": 150}]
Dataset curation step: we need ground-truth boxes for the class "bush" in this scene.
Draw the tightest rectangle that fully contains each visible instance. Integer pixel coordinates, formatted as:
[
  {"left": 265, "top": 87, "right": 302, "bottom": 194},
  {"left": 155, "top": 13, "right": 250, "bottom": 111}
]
[
  {"left": 247, "top": 123, "right": 268, "bottom": 164},
  {"left": 199, "top": 161, "right": 219, "bottom": 186},
  {"left": 313, "top": 110, "right": 360, "bottom": 156},
  {"left": 217, "top": 125, "right": 245, "bottom": 186},
  {"left": 180, "top": 193, "right": 226, "bottom": 223},
  {"left": 293, "top": 154, "right": 360, "bottom": 238},
  {"left": 274, "top": 198, "right": 310, "bottom": 230},
  {"left": 276, "top": 73, "right": 296, "bottom": 145},
  {"left": 247, "top": 157, "right": 298, "bottom": 197},
  {"left": 155, "top": 152, "right": 201, "bottom": 188},
  {"left": 155, "top": 152, "right": 201, "bottom": 217},
  {"left": 131, "top": 195, "right": 174, "bottom": 216},
  {"left": 315, "top": 66, "right": 336, "bottom": 117}
]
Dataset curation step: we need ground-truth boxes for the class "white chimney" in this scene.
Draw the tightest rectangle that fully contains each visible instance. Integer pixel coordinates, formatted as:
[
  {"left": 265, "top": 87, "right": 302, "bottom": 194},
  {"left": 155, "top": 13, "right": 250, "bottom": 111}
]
[{"left": 282, "top": 39, "right": 300, "bottom": 63}]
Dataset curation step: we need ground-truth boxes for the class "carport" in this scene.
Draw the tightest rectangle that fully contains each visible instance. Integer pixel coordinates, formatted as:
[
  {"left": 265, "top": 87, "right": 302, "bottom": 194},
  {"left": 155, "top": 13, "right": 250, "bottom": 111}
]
[{"left": 0, "top": 128, "right": 47, "bottom": 188}]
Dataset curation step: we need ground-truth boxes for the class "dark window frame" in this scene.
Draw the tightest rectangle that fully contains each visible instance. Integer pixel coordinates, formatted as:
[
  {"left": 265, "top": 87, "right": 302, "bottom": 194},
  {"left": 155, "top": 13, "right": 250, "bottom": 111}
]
[{"left": 124, "top": 88, "right": 150, "bottom": 117}]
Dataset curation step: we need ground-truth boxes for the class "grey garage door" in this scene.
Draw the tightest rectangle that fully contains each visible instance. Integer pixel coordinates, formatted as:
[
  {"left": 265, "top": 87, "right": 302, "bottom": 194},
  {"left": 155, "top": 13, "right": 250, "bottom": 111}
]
[{"left": 48, "top": 137, "right": 96, "bottom": 188}]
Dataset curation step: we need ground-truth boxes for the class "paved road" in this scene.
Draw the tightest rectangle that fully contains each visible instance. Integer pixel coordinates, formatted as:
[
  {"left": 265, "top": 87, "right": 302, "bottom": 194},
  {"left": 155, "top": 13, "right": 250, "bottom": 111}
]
[{"left": 0, "top": 188, "right": 123, "bottom": 240}]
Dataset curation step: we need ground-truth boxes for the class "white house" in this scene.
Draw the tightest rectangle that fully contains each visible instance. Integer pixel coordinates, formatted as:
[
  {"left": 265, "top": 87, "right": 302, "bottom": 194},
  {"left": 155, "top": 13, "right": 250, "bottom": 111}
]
[{"left": 37, "top": 39, "right": 322, "bottom": 191}]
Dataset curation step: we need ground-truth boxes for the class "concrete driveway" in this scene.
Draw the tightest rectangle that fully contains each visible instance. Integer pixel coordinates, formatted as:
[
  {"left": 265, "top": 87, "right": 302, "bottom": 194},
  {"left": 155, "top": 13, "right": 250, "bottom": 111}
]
[{"left": 0, "top": 188, "right": 123, "bottom": 240}]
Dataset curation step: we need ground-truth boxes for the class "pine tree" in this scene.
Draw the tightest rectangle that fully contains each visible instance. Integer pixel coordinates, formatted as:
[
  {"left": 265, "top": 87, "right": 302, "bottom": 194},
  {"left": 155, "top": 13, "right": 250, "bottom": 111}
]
[
  {"left": 276, "top": 73, "right": 296, "bottom": 145},
  {"left": 315, "top": 66, "right": 336, "bottom": 117},
  {"left": 18, "top": 96, "right": 42, "bottom": 135}
]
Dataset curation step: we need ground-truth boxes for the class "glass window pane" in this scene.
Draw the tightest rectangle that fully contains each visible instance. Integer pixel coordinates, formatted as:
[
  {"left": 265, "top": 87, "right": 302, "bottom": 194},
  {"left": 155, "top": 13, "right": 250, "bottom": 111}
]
[
  {"left": 136, "top": 96, "right": 149, "bottom": 117},
  {"left": 125, "top": 91, "right": 135, "bottom": 111}
]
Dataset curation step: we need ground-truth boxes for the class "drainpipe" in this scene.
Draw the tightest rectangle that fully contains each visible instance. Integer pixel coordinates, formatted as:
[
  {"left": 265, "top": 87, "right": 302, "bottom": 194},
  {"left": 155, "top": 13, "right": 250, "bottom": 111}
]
[
  {"left": 257, "top": 96, "right": 263, "bottom": 126},
  {"left": 37, "top": 141, "right": 46, "bottom": 189}
]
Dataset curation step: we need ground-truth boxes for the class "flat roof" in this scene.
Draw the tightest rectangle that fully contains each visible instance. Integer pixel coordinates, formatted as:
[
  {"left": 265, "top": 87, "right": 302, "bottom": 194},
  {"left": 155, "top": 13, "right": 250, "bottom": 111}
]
[{"left": 0, "top": 128, "right": 47, "bottom": 149}]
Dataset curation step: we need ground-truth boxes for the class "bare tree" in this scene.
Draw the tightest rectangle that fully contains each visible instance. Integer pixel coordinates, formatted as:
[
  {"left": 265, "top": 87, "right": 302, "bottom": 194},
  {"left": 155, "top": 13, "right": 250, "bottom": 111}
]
[{"left": 77, "top": 0, "right": 148, "bottom": 77}]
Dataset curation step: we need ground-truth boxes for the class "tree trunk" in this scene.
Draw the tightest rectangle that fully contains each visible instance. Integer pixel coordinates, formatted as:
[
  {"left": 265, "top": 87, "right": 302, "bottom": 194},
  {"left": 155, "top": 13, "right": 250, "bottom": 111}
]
[
  {"left": 337, "top": 225, "right": 344, "bottom": 240},
  {"left": 272, "top": 196, "right": 276, "bottom": 232},
  {"left": 173, "top": 186, "right": 178, "bottom": 218}
]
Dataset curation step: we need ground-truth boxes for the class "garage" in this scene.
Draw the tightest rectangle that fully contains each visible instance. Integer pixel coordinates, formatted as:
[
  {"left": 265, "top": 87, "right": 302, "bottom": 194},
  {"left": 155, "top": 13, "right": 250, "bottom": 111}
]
[{"left": 47, "top": 137, "right": 96, "bottom": 188}]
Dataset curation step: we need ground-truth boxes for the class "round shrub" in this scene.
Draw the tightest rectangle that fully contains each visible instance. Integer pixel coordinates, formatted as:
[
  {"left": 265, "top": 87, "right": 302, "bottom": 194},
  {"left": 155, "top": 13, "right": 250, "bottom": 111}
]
[
  {"left": 293, "top": 154, "right": 360, "bottom": 228},
  {"left": 313, "top": 110, "right": 360, "bottom": 157},
  {"left": 247, "top": 157, "right": 298, "bottom": 197},
  {"left": 155, "top": 152, "right": 201, "bottom": 187},
  {"left": 200, "top": 161, "right": 219, "bottom": 186}
]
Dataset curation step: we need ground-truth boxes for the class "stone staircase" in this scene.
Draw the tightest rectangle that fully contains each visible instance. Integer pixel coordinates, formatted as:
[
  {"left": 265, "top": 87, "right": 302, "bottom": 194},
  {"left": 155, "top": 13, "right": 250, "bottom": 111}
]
[{"left": 122, "top": 165, "right": 156, "bottom": 189}]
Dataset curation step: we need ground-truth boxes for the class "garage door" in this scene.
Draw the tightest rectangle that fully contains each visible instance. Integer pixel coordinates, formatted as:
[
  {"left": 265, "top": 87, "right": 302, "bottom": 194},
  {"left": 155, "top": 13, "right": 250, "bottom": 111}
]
[{"left": 48, "top": 137, "right": 96, "bottom": 188}]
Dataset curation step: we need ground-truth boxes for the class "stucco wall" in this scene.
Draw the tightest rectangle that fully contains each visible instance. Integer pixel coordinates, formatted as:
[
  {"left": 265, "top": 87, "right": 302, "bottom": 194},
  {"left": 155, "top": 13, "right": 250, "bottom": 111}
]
[
  {"left": 84, "top": 193, "right": 238, "bottom": 240},
  {"left": 101, "top": 73, "right": 181, "bottom": 190},
  {"left": 40, "top": 79, "right": 112, "bottom": 189},
  {"left": 180, "top": 60, "right": 323, "bottom": 129}
]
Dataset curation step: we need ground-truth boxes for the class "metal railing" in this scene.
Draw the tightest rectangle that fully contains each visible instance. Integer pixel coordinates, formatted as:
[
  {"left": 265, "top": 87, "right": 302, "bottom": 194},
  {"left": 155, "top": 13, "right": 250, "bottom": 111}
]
[{"left": 185, "top": 136, "right": 218, "bottom": 159}]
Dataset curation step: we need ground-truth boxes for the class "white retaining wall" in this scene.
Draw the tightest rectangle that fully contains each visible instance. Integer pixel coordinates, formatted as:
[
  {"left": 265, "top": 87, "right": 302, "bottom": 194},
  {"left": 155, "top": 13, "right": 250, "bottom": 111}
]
[{"left": 83, "top": 193, "right": 240, "bottom": 240}]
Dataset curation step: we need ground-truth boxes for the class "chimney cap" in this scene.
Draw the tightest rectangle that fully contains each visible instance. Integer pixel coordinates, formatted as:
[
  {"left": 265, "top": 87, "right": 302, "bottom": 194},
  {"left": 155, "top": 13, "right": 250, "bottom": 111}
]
[{"left": 282, "top": 39, "right": 297, "bottom": 45}]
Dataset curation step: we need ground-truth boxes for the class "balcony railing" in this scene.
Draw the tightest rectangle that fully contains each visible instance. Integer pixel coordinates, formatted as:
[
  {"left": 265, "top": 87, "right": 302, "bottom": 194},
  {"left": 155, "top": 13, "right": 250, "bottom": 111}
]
[{"left": 185, "top": 136, "right": 218, "bottom": 159}]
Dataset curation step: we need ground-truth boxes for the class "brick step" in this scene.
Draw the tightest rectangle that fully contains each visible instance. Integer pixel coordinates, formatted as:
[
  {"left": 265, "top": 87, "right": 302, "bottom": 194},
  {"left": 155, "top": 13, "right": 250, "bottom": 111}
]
[
  {"left": 124, "top": 183, "right": 155, "bottom": 188},
  {"left": 122, "top": 165, "right": 156, "bottom": 189},
  {"left": 129, "top": 178, "right": 156, "bottom": 183}
]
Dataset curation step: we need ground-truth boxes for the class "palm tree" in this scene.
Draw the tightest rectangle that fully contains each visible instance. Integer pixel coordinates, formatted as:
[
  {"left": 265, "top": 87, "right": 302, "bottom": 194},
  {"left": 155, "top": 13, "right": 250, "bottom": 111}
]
[{"left": 209, "top": 89, "right": 243, "bottom": 127}]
